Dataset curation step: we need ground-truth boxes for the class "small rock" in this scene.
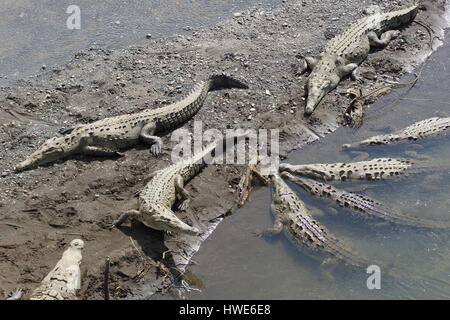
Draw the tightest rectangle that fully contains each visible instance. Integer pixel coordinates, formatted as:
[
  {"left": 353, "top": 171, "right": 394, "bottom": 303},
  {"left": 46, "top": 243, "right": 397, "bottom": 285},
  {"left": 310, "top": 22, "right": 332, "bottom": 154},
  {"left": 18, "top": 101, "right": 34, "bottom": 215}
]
[
  {"left": 233, "top": 12, "right": 242, "bottom": 17},
  {"left": 363, "top": 5, "right": 381, "bottom": 15},
  {"left": 146, "top": 33, "right": 152, "bottom": 39},
  {"left": 41, "top": 65, "right": 47, "bottom": 70},
  {"left": 265, "top": 89, "right": 272, "bottom": 96}
]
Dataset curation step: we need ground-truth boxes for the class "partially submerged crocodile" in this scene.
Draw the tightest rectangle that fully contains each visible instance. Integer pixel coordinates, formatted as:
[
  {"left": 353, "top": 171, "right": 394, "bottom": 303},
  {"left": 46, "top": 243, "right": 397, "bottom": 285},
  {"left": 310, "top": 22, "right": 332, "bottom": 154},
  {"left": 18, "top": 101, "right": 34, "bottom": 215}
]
[
  {"left": 282, "top": 172, "right": 450, "bottom": 229},
  {"left": 15, "top": 74, "right": 248, "bottom": 171},
  {"left": 111, "top": 132, "right": 249, "bottom": 235},
  {"left": 343, "top": 117, "right": 450, "bottom": 148},
  {"left": 264, "top": 172, "right": 373, "bottom": 269},
  {"left": 301, "top": 4, "right": 419, "bottom": 115},
  {"left": 280, "top": 157, "right": 414, "bottom": 181},
  {"left": 30, "top": 239, "right": 84, "bottom": 300}
]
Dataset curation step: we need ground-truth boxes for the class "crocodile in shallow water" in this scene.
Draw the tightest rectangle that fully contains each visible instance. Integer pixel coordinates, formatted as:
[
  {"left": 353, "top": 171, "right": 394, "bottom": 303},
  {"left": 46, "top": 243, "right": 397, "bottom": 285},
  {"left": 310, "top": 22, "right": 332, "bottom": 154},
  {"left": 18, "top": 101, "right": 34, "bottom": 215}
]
[
  {"left": 280, "top": 157, "right": 414, "bottom": 181},
  {"left": 15, "top": 74, "right": 248, "bottom": 171},
  {"left": 282, "top": 172, "right": 450, "bottom": 229},
  {"left": 342, "top": 117, "right": 450, "bottom": 149},
  {"left": 301, "top": 4, "right": 419, "bottom": 115},
  {"left": 262, "top": 172, "right": 374, "bottom": 270}
]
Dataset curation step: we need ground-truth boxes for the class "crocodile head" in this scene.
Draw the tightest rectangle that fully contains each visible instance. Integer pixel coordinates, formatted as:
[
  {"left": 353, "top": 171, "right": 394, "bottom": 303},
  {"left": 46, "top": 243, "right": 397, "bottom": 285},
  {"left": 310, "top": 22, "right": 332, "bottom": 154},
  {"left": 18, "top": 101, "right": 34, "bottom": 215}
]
[
  {"left": 143, "top": 203, "right": 201, "bottom": 236},
  {"left": 279, "top": 163, "right": 327, "bottom": 180},
  {"left": 15, "top": 136, "right": 69, "bottom": 171},
  {"left": 281, "top": 172, "right": 317, "bottom": 194},
  {"left": 304, "top": 70, "right": 340, "bottom": 116},
  {"left": 342, "top": 134, "right": 396, "bottom": 149},
  {"left": 269, "top": 172, "right": 298, "bottom": 207}
]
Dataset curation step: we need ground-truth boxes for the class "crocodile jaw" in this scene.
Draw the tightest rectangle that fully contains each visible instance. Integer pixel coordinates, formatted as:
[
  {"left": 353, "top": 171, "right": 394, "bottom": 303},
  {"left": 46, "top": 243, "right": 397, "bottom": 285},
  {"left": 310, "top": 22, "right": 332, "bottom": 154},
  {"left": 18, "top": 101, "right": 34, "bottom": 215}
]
[
  {"left": 304, "top": 72, "right": 338, "bottom": 116},
  {"left": 15, "top": 137, "right": 69, "bottom": 171}
]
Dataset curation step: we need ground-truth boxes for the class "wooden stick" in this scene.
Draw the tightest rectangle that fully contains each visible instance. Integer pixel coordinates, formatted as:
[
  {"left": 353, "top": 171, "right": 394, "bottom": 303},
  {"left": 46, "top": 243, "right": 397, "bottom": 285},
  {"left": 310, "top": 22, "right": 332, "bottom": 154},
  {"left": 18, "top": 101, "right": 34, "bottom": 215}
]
[{"left": 104, "top": 257, "right": 110, "bottom": 300}]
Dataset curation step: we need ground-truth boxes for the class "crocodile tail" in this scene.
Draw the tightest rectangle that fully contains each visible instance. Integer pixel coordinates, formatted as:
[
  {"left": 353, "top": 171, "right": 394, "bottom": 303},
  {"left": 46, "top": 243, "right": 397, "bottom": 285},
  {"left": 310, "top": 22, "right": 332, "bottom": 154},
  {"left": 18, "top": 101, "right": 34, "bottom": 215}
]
[{"left": 208, "top": 73, "right": 249, "bottom": 91}]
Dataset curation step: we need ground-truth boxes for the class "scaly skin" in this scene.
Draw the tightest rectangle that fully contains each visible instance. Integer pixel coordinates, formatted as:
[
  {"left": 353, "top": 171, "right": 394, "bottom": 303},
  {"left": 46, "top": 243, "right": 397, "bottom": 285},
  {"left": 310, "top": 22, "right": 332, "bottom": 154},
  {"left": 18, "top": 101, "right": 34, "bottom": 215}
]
[
  {"left": 282, "top": 172, "right": 450, "bottom": 229},
  {"left": 265, "top": 173, "right": 372, "bottom": 269},
  {"left": 303, "top": 4, "right": 419, "bottom": 115},
  {"left": 111, "top": 133, "right": 249, "bottom": 235},
  {"left": 30, "top": 239, "right": 84, "bottom": 300},
  {"left": 343, "top": 117, "right": 450, "bottom": 148},
  {"left": 280, "top": 157, "right": 414, "bottom": 181},
  {"left": 15, "top": 74, "right": 248, "bottom": 171}
]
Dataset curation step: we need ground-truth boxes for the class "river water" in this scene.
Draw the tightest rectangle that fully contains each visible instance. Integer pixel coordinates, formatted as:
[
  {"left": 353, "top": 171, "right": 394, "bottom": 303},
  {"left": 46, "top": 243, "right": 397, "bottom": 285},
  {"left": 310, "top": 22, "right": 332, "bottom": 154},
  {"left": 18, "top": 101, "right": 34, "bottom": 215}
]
[
  {"left": 187, "top": 32, "right": 450, "bottom": 299},
  {"left": 0, "top": 0, "right": 277, "bottom": 86}
]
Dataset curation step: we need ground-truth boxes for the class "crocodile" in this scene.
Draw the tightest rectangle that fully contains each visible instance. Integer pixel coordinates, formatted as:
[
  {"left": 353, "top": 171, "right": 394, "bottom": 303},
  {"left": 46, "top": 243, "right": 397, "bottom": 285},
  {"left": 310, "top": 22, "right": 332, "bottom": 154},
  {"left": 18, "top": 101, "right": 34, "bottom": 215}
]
[
  {"left": 30, "top": 239, "right": 84, "bottom": 300},
  {"left": 280, "top": 157, "right": 414, "bottom": 181},
  {"left": 301, "top": 4, "right": 419, "bottom": 115},
  {"left": 15, "top": 73, "right": 248, "bottom": 171},
  {"left": 282, "top": 172, "right": 450, "bottom": 229},
  {"left": 111, "top": 132, "right": 249, "bottom": 235},
  {"left": 263, "top": 172, "right": 373, "bottom": 270},
  {"left": 342, "top": 116, "right": 450, "bottom": 149}
]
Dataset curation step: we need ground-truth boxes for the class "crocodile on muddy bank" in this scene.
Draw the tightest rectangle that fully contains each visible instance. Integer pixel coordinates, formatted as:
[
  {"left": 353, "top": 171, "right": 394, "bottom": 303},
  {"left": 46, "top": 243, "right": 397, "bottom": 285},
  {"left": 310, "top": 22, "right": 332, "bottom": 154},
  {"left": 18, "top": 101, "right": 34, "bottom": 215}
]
[
  {"left": 300, "top": 3, "right": 419, "bottom": 116},
  {"left": 14, "top": 74, "right": 248, "bottom": 172},
  {"left": 110, "top": 132, "right": 250, "bottom": 235}
]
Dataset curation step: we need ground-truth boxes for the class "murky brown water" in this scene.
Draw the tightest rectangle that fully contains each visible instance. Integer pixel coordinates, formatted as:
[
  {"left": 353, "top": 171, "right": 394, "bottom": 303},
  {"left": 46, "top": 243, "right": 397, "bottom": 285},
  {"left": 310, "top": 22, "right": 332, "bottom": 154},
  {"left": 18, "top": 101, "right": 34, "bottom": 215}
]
[
  {"left": 187, "top": 32, "right": 450, "bottom": 299},
  {"left": 0, "top": 0, "right": 278, "bottom": 86}
]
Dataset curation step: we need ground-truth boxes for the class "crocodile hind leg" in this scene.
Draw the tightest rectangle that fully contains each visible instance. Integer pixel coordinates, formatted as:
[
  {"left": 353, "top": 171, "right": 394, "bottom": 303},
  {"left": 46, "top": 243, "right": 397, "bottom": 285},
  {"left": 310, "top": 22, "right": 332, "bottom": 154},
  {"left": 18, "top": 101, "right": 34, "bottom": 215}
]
[
  {"left": 367, "top": 30, "right": 401, "bottom": 48},
  {"left": 254, "top": 218, "right": 284, "bottom": 237},
  {"left": 175, "top": 175, "right": 191, "bottom": 211},
  {"left": 110, "top": 209, "right": 142, "bottom": 228},
  {"left": 139, "top": 122, "right": 163, "bottom": 156}
]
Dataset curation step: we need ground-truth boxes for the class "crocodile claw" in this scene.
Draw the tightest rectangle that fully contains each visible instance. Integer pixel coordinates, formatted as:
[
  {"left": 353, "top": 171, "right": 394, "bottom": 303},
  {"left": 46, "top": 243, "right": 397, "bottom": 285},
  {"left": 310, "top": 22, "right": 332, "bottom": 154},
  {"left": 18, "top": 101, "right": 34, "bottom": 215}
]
[
  {"left": 106, "top": 222, "right": 118, "bottom": 230},
  {"left": 150, "top": 144, "right": 161, "bottom": 156},
  {"left": 6, "top": 288, "right": 24, "bottom": 300},
  {"left": 178, "top": 199, "right": 191, "bottom": 211}
]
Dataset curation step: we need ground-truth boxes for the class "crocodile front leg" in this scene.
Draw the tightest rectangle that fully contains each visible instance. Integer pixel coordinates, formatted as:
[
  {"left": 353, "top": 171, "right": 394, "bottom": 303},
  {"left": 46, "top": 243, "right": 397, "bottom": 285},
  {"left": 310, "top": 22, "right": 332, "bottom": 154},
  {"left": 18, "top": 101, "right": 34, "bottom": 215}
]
[
  {"left": 110, "top": 209, "right": 141, "bottom": 228},
  {"left": 139, "top": 122, "right": 163, "bottom": 156},
  {"left": 367, "top": 30, "right": 401, "bottom": 48},
  {"left": 298, "top": 56, "right": 318, "bottom": 75},
  {"left": 175, "top": 175, "right": 191, "bottom": 211}
]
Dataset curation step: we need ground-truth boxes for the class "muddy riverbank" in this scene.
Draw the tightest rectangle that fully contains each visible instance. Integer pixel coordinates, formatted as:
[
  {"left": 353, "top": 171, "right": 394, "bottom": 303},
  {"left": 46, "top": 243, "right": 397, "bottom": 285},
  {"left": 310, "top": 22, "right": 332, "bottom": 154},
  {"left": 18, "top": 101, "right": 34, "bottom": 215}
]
[{"left": 0, "top": 0, "right": 448, "bottom": 299}]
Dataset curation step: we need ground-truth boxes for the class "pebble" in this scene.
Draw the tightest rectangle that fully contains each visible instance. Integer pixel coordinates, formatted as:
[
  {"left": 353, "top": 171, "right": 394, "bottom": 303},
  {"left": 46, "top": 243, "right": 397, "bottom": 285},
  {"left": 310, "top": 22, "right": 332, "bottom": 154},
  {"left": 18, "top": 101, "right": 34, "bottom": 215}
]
[
  {"left": 233, "top": 12, "right": 242, "bottom": 17},
  {"left": 146, "top": 33, "right": 152, "bottom": 39}
]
